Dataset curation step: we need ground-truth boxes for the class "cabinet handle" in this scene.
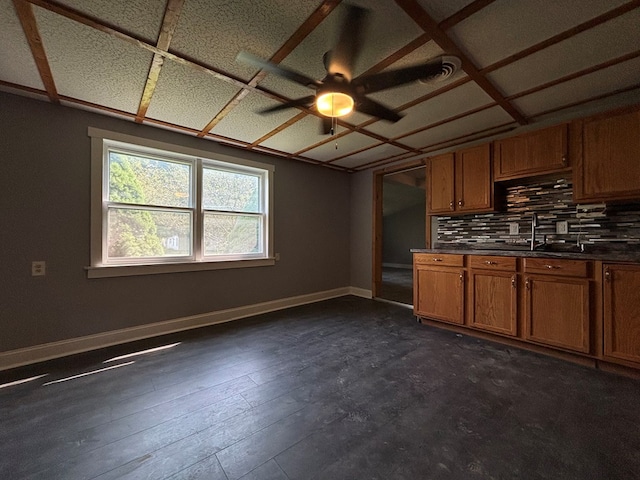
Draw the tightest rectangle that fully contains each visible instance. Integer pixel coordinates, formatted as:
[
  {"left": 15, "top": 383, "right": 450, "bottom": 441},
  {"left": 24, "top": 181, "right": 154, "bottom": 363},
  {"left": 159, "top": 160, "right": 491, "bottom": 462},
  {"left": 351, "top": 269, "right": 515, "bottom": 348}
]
[
  {"left": 525, "top": 278, "right": 530, "bottom": 290},
  {"left": 458, "top": 199, "right": 464, "bottom": 207},
  {"left": 449, "top": 201, "right": 455, "bottom": 211},
  {"left": 605, "top": 268, "right": 611, "bottom": 282},
  {"left": 459, "top": 272, "right": 464, "bottom": 282},
  {"left": 544, "top": 264, "right": 559, "bottom": 269},
  {"left": 432, "top": 258, "right": 443, "bottom": 262},
  {"left": 511, "top": 275, "right": 516, "bottom": 288},
  {"left": 484, "top": 260, "right": 497, "bottom": 265},
  {"left": 562, "top": 155, "right": 568, "bottom": 166}
]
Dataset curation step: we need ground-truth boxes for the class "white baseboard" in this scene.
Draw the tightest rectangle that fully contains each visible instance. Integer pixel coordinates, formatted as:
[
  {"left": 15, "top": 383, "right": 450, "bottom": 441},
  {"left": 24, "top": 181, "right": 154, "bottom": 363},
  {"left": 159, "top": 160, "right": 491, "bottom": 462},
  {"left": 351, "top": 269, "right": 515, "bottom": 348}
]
[{"left": 0, "top": 287, "right": 372, "bottom": 371}]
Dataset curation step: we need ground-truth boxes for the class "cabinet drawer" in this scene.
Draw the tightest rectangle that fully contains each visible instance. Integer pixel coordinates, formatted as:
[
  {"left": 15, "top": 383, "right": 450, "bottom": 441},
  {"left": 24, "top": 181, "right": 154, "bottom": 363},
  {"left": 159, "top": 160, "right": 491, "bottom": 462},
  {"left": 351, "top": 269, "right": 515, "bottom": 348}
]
[
  {"left": 469, "top": 255, "right": 516, "bottom": 271},
  {"left": 414, "top": 253, "right": 464, "bottom": 267},
  {"left": 523, "top": 258, "right": 589, "bottom": 277}
]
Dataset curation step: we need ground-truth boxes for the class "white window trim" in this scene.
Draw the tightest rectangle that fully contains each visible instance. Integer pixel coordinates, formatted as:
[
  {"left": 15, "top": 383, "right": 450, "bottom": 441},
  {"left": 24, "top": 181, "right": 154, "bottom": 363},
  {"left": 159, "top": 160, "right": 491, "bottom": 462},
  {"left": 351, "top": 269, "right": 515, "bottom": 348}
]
[{"left": 87, "top": 127, "right": 275, "bottom": 278}]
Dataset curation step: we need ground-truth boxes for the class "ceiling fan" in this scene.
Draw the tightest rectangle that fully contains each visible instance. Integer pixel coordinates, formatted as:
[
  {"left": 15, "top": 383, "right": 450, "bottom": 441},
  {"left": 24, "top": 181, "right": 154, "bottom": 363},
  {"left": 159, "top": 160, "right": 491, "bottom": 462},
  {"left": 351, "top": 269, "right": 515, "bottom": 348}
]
[{"left": 236, "top": 4, "right": 461, "bottom": 134}]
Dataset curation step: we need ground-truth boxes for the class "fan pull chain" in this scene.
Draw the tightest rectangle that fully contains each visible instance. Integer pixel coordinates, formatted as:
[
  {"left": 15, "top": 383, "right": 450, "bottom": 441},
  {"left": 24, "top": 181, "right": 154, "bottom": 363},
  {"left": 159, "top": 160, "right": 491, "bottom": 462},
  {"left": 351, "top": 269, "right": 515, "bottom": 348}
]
[{"left": 330, "top": 96, "right": 338, "bottom": 149}]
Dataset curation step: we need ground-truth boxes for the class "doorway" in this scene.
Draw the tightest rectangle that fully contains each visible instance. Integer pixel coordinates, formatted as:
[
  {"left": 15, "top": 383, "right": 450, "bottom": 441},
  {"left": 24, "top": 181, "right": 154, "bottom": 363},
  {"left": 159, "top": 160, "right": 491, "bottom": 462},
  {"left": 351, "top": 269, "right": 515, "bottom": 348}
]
[{"left": 373, "top": 163, "right": 427, "bottom": 305}]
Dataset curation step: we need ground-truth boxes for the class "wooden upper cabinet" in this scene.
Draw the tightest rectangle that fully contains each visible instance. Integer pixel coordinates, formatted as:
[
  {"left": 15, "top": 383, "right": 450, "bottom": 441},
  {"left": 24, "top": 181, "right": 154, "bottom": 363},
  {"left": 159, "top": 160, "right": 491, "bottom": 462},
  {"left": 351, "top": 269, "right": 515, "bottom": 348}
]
[
  {"left": 573, "top": 106, "right": 640, "bottom": 203},
  {"left": 427, "top": 144, "right": 492, "bottom": 215},
  {"left": 427, "top": 153, "right": 455, "bottom": 214},
  {"left": 456, "top": 143, "right": 493, "bottom": 212},
  {"left": 494, "top": 124, "right": 569, "bottom": 181}
]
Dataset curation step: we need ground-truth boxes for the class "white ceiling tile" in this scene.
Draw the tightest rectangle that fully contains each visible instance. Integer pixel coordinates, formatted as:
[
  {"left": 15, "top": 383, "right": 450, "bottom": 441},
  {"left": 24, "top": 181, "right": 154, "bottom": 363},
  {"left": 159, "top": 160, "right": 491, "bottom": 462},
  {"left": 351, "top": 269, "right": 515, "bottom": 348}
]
[
  {"left": 488, "top": 9, "right": 640, "bottom": 97},
  {"left": 332, "top": 144, "right": 409, "bottom": 169},
  {"left": 304, "top": 132, "right": 380, "bottom": 161},
  {"left": 55, "top": 0, "right": 165, "bottom": 43},
  {"left": 211, "top": 91, "right": 299, "bottom": 144},
  {"left": 34, "top": 7, "right": 152, "bottom": 114},
  {"left": 258, "top": 74, "right": 316, "bottom": 101},
  {"left": 449, "top": 0, "right": 629, "bottom": 68},
  {"left": 401, "top": 106, "right": 514, "bottom": 149},
  {"left": 513, "top": 56, "right": 640, "bottom": 117},
  {"left": 146, "top": 59, "right": 242, "bottom": 131},
  {"left": 0, "top": 0, "right": 44, "bottom": 89},
  {"left": 170, "top": 0, "right": 323, "bottom": 81},
  {"left": 259, "top": 115, "right": 330, "bottom": 152},
  {"left": 366, "top": 81, "right": 492, "bottom": 138},
  {"left": 415, "top": 0, "right": 477, "bottom": 23}
]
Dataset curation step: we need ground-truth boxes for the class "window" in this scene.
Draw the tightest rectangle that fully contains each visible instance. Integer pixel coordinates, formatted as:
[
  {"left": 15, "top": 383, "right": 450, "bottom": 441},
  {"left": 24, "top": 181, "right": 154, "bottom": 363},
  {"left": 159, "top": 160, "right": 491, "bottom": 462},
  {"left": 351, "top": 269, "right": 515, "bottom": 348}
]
[{"left": 89, "top": 128, "right": 274, "bottom": 277}]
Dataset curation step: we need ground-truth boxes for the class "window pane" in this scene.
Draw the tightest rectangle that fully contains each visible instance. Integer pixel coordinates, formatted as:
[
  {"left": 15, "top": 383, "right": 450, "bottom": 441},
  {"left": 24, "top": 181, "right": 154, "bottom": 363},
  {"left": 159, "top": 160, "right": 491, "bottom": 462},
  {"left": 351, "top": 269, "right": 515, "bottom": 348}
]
[
  {"left": 108, "top": 208, "right": 191, "bottom": 259},
  {"left": 203, "top": 213, "right": 262, "bottom": 256},
  {"left": 109, "top": 151, "right": 191, "bottom": 207},
  {"left": 202, "top": 168, "right": 260, "bottom": 213}
]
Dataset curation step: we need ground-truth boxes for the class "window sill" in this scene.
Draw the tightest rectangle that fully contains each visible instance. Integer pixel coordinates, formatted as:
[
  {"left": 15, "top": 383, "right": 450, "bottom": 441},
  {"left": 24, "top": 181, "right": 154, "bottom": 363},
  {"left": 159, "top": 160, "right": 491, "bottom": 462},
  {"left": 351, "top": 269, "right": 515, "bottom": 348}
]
[{"left": 86, "top": 258, "right": 276, "bottom": 278}]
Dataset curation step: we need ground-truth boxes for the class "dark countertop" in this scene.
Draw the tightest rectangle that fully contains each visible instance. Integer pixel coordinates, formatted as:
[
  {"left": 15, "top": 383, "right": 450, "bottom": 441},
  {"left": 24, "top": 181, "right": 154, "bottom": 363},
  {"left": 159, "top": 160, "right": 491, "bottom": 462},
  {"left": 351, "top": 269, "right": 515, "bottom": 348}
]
[{"left": 411, "top": 246, "right": 640, "bottom": 263}]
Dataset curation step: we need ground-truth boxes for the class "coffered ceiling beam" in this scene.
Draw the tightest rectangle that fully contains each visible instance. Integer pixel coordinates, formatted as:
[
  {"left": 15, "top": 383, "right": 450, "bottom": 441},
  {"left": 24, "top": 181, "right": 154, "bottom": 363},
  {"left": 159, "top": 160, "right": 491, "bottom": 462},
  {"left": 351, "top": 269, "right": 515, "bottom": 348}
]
[
  {"left": 12, "top": 0, "right": 59, "bottom": 104},
  {"left": 136, "top": 0, "right": 185, "bottom": 123},
  {"left": 395, "top": 0, "right": 527, "bottom": 126},
  {"left": 197, "top": 0, "right": 342, "bottom": 137},
  {"left": 481, "top": 0, "right": 640, "bottom": 75}
]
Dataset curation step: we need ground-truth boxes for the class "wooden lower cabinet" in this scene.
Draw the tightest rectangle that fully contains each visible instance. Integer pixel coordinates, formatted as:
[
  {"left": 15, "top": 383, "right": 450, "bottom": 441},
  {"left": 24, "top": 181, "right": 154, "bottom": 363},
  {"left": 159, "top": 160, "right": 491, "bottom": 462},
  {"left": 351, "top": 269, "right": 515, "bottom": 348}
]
[
  {"left": 603, "top": 264, "right": 640, "bottom": 364},
  {"left": 524, "top": 275, "right": 590, "bottom": 353},
  {"left": 414, "top": 254, "right": 640, "bottom": 372},
  {"left": 415, "top": 266, "right": 464, "bottom": 325},
  {"left": 469, "top": 269, "right": 517, "bottom": 336}
]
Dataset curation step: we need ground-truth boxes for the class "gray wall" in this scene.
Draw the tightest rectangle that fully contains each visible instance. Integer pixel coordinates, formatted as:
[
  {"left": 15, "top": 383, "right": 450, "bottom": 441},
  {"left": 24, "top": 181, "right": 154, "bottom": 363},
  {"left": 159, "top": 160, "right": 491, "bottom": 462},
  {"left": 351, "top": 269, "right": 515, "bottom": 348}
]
[
  {"left": 383, "top": 202, "right": 426, "bottom": 266},
  {"left": 1, "top": 92, "right": 351, "bottom": 352},
  {"left": 349, "top": 170, "right": 373, "bottom": 290}
]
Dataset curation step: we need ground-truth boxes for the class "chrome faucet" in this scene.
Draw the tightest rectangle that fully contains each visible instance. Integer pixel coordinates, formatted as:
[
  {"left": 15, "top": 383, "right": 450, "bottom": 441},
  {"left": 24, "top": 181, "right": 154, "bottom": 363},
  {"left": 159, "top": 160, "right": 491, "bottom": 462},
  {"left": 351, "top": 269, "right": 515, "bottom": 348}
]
[{"left": 530, "top": 213, "right": 538, "bottom": 251}]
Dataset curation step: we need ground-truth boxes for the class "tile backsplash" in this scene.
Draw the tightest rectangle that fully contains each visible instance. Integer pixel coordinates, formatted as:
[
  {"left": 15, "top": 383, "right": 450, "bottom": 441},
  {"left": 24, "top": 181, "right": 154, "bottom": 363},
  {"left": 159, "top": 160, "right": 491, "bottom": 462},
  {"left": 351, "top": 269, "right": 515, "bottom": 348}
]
[{"left": 437, "top": 176, "right": 640, "bottom": 250}]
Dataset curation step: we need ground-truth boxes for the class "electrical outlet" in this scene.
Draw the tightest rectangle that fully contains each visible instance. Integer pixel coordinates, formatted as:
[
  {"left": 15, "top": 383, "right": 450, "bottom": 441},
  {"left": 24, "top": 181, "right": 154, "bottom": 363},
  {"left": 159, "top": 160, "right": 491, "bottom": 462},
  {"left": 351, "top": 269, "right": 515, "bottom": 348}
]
[
  {"left": 556, "top": 221, "right": 569, "bottom": 234},
  {"left": 32, "top": 261, "right": 46, "bottom": 276},
  {"left": 509, "top": 223, "right": 519, "bottom": 235}
]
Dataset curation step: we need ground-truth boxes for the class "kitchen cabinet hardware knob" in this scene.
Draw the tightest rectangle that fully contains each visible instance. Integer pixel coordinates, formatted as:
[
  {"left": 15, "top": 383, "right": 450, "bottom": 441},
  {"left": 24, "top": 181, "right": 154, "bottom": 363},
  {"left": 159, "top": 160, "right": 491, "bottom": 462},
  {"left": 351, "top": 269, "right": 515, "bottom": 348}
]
[
  {"left": 605, "top": 268, "right": 611, "bottom": 282},
  {"left": 525, "top": 279, "right": 530, "bottom": 290},
  {"left": 562, "top": 155, "right": 568, "bottom": 166},
  {"left": 459, "top": 272, "right": 464, "bottom": 281},
  {"left": 432, "top": 258, "right": 443, "bottom": 262},
  {"left": 544, "top": 264, "right": 559, "bottom": 269},
  {"left": 511, "top": 275, "right": 516, "bottom": 288},
  {"left": 449, "top": 201, "right": 455, "bottom": 210},
  {"left": 458, "top": 199, "right": 463, "bottom": 207},
  {"left": 484, "top": 261, "right": 497, "bottom": 265}
]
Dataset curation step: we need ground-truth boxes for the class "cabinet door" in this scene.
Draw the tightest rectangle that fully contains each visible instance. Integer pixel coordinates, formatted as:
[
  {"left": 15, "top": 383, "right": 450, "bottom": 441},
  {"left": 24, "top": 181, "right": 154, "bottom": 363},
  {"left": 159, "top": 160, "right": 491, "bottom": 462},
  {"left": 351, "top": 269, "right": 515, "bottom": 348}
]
[
  {"left": 494, "top": 124, "right": 568, "bottom": 180},
  {"left": 456, "top": 143, "right": 493, "bottom": 212},
  {"left": 524, "top": 276, "right": 590, "bottom": 353},
  {"left": 603, "top": 264, "right": 640, "bottom": 364},
  {"left": 415, "top": 267, "right": 464, "bottom": 324},
  {"left": 574, "top": 108, "right": 640, "bottom": 203},
  {"left": 427, "top": 153, "right": 454, "bottom": 214},
  {"left": 470, "top": 270, "right": 517, "bottom": 336}
]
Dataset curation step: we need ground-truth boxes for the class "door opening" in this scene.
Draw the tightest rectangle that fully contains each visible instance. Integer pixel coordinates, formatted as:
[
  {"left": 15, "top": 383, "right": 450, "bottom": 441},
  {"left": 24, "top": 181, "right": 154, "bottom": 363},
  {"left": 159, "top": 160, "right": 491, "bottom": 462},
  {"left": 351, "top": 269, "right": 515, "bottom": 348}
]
[{"left": 373, "top": 163, "right": 427, "bottom": 306}]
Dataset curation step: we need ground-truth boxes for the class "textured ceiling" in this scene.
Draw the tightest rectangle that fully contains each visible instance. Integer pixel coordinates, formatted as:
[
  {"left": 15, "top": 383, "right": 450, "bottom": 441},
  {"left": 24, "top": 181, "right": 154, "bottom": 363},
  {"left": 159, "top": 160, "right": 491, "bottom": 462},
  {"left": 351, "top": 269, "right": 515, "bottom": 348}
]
[{"left": 1, "top": 0, "right": 639, "bottom": 172}]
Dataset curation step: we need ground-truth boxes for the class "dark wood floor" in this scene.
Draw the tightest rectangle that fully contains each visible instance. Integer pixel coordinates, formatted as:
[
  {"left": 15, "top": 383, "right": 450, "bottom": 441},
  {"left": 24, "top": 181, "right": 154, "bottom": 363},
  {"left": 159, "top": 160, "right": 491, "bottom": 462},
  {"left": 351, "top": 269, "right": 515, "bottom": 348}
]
[
  {"left": 1, "top": 296, "right": 640, "bottom": 479},
  {"left": 380, "top": 266, "right": 413, "bottom": 305}
]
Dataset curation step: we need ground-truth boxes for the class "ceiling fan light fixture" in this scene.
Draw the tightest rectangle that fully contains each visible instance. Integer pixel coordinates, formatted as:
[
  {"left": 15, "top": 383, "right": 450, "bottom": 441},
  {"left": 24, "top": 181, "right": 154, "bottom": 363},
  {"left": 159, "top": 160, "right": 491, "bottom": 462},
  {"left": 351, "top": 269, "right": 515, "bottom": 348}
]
[{"left": 316, "top": 92, "right": 354, "bottom": 117}]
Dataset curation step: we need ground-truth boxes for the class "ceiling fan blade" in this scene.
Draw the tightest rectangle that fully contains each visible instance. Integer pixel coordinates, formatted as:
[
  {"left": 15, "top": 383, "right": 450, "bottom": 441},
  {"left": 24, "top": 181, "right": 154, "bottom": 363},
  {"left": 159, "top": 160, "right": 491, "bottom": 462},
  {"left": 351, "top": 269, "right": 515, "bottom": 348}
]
[
  {"left": 236, "top": 51, "right": 321, "bottom": 89},
  {"left": 355, "top": 96, "right": 403, "bottom": 123},
  {"left": 326, "top": 4, "right": 369, "bottom": 80},
  {"left": 321, "top": 117, "right": 333, "bottom": 135},
  {"left": 352, "top": 57, "right": 447, "bottom": 95},
  {"left": 258, "top": 95, "right": 316, "bottom": 114}
]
